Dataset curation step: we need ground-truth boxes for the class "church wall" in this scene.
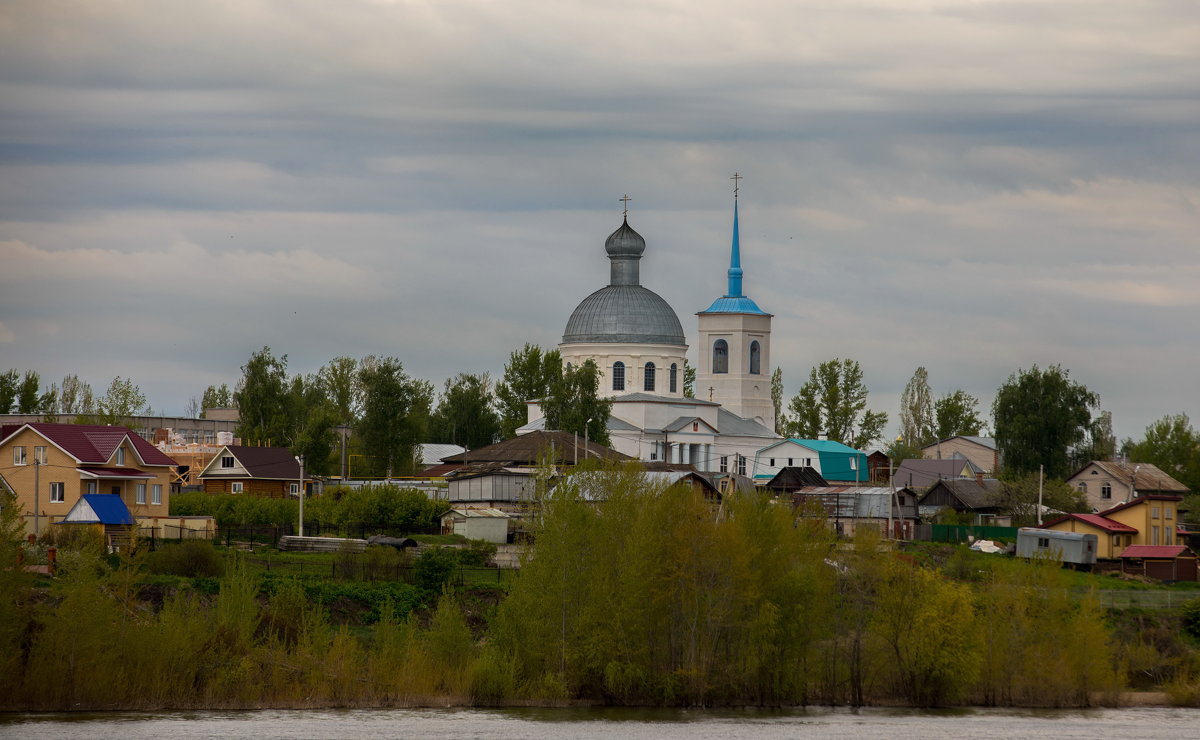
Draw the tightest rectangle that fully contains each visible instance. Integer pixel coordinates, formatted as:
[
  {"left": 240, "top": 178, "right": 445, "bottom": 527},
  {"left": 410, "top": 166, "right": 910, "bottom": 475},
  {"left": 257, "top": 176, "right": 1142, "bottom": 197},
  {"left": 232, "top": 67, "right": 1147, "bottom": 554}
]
[
  {"left": 696, "top": 312, "right": 774, "bottom": 427},
  {"left": 559, "top": 341, "right": 688, "bottom": 398}
]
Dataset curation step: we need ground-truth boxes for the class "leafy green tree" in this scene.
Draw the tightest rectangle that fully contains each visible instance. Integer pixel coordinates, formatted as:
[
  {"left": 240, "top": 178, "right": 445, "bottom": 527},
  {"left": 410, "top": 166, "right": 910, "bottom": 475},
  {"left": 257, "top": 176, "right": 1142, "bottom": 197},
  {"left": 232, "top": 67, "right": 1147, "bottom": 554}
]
[
  {"left": 934, "top": 390, "right": 984, "bottom": 440},
  {"left": 356, "top": 356, "right": 433, "bottom": 477},
  {"left": 898, "top": 367, "right": 935, "bottom": 448},
  {"left": 1074, "top": 410, "right": 1116, "bottom": 465},
  {"left": 542, "top": 359, "right": 611, "bottom": 446},
  {"left": 885, "top": 436, "right": 925, "bottom": 466},
  {"left": 317, "top": 356, "right": 360, "bottom": 426},
  {"left": 95, "top": 376, "right": 149, "bottom": 425},
  {"left": 784, "top": 359, "right": 888, "bottom": 448},
  {"left": 430, "top": 372, "right": 500, "bottom": 449},
  {"left": 0, "top": 369, "right": 17, "bottom": 413},
  {"left": 200, "top": 383, "right": 233, "bottom": 414},
  {"left": 996, "top": 473, "right": 1090, "bottom": 525},
  {"left": 285, "top": 374, "right": 339, "bottom": 476},
  {"left": 1127, "top": 414, "right": 1200, "bottom": 492},
  {"left": 992, "top": 364, "right": 1098, "bottom": 479},
  {"left": 771, "top": 367, "right": 786, "bottom": 434},
  {"left": 234, "top": 347, "right": 290, "bottom": 445},
  {"left": 495, "top": 344, "right": 561, "bottom": 439},
  {"left": 683, "top": 359, "right": 696, "bottom": 399},
  {"left": 16, "top": 371, "right": 41, "bottom": 414}
]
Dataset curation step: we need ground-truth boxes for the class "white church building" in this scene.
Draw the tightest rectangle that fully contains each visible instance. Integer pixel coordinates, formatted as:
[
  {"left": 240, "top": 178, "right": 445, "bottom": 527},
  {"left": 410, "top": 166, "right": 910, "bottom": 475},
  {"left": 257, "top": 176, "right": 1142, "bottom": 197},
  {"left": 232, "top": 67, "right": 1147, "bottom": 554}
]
[{"left": 520, "top": 195, "right": 781, "bottom": 474}]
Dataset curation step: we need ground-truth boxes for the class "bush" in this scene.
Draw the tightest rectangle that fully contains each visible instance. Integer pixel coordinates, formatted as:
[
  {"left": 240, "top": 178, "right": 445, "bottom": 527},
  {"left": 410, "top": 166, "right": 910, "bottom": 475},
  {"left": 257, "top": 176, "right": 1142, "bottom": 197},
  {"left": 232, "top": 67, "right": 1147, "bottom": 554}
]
[
  {"left": 459, "top": 539, "right": 498, "bottom": 567},
  {"left": 145, "top": 540, "right": 226, "bottom": 578},
  {"left": 415, "top": 547, "right": 459, "bottom": 592},
  {"left": 1182, "top": 597, "right": 1200, "bottom": 641}
]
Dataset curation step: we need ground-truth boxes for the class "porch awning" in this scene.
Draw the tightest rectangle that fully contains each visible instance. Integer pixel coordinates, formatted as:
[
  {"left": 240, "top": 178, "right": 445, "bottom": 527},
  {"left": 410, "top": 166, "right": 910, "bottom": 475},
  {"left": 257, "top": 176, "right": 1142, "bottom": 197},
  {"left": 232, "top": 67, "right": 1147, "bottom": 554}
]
[{"left": 77, "top": 466, "right": 155, "bottom": 480}]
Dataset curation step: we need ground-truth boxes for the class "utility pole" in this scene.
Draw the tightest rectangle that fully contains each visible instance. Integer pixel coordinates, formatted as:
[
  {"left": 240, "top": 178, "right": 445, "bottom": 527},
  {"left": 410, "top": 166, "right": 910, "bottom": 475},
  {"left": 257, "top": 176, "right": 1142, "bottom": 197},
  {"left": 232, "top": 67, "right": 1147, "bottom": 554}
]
[
  {"left": 33, "top": 459, "right": 41, "bottom": 536},
  {"left": 1037, "top": 464, "right": 1044, "bottom": 526},
  {"left": 296, "top": 455, "right": 305, "bottom": 538}
]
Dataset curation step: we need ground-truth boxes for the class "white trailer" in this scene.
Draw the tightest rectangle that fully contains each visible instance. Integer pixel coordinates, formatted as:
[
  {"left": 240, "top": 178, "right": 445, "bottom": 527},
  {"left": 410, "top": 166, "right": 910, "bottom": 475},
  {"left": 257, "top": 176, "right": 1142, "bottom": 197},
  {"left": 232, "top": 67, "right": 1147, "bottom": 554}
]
[{"left": 1016, "top": 527, "right": 1097, "bottom": 566}]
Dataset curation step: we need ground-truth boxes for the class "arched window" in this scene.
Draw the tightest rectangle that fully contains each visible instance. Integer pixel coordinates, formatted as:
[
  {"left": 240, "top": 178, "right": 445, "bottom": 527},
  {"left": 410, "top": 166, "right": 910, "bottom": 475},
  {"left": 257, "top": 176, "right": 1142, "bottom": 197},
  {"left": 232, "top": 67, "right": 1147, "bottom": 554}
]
[
  {"left": 612, "top": 362, "right": 625, "bottom": 391},
  {"left": 669, "top": 363, "right": 678, "bottom": 393},
  {"left": 644, "top": 362, "right": 656, "bottom": 392},
  {"left": 713, "top": 339, "right": 729, "bottom": 374},
  {"left": 749, "top": 340, "right": 761, "bottom": 375}
]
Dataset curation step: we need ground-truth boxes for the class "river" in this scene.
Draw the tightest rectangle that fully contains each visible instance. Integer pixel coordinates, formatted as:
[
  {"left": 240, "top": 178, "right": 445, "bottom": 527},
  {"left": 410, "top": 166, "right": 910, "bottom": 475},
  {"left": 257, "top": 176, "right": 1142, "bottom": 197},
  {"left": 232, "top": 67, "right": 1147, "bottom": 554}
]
[{"left": 3, "top": 706, "right": 1200, "bottom": 740}]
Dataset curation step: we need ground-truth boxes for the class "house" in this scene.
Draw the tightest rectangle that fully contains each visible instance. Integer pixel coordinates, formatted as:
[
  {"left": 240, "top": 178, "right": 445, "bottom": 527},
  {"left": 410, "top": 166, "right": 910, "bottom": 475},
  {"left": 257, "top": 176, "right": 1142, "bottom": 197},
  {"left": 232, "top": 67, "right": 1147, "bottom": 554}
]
[
  {"left": 1041, "top": 494, "right": 1185, "bottom": 559},
  {"left": 440, "top": 507, "right": 510, "bottom": 544},
  {"left": 792, "top": 485, "right": 920, "bottom": 539},
  {"left": 752, "top": 439, "right": 869, "bottom": 484},
  {"left": 921, "top": 436, "right": 999, "bottom": 474},
  {"left": 0, "top": 422, "right": 177, "bottom": 535},
  {"left": 916, "top": 478, "right": 1004, "bottom": 524},
  {"left": 446, "top": 464, "right": 539, "bottom": 508},
  {"left": 1118, "top": 545, "right": 1197, "bottom": 582},
  {"left": 761, "top": 466, "right": 829, "bottom": 495},
  {"left": 196, "top": 445, "right": 309, "bottom": 497},
  {"left": 866, "top": 449, "right": 891, "bottom": 483},
  {"left": 1065, "top": 461, "right": 1188, "bottom": 513},
  {"left": 892, "top": 458, "right": 983, "bottom": 490}
]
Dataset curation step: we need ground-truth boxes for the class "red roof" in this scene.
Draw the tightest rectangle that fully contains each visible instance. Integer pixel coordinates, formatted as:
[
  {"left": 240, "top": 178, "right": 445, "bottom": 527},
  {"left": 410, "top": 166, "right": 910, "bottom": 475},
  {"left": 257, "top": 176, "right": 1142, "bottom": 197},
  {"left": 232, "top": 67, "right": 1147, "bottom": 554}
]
[
  {"left": 0, "top": 423, "right": 176, "bottom": 466},
  {"left": 1098, "top": 494, "right": 1184, "bottom": 517},
  {"left": 78, "top": 466, "right": 155, "bottom": 479},
  {"left": 1118, "top": 545, "right": 1195, "bottom": 559},
  {"left": 1041, "top": 512, "right": 1138, "bottom": 534}
]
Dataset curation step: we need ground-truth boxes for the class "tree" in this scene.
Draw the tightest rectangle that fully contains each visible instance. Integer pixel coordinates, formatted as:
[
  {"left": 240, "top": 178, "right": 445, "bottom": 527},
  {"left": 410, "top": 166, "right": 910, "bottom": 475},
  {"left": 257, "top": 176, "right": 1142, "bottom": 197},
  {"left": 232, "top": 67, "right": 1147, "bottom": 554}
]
[
  {"left": 430, "top": 373, "right": 500, "bottom": 449},
  {"left": 96, "top": 376, "right": 149, "bottom": 425},
  {"left": 683, "top": 359, "right": 696, "bottom": 399},
  {"left": 771, "top": 367, "right": 786, "bottom": 434},
  {"left": 542, "top": 359, "right": 611, "bottom": 446},
  {"left": 184, "top": 396, "right": 201, "bottom": 419},
  {"left": 934, "top": 390, "right": 984, "bottom": 440},
  {"left": 992, "top": 364, "right": 1098, "bottom": 479},
  {"left": 285, "top": 373, "right": 339, "bottom": 476},
  {"left": 234, "top": 347, "right": 290, "bottom": 445},
  {"left": 783, "top": 359, "right": 888, "bottom": 449},
  {"left": 495, "top": 344, "right": 561, "bottom": 439},
  {"left": 898, "top": 367, "right": 935, "bottom": 448},
  {"left": 16, "top": 371, "right": 41, "bottom": 414},
  {"left": 317, "top": 356, "right": 360, "bottom": 426},
  {"left": 996, "top": 473, "right": 1090, "bottom": 526},
  {"left": 57, "top": 374, "right": 95, "bottom": 415},
  {"left": 1127, "top": 414, "right": 1200, "bottom": 492},
  {"left": 0, "top": 370, "right": 19, "bottom": 414},
  {"left": 356, "top": 356, "right": 433, "bottom": 477},
  {"left": 1075, "top": 410, "right": 1116, "bottom": 466},
  {"left": 200, "top": 383, "right": 233, "bottom": 415}
]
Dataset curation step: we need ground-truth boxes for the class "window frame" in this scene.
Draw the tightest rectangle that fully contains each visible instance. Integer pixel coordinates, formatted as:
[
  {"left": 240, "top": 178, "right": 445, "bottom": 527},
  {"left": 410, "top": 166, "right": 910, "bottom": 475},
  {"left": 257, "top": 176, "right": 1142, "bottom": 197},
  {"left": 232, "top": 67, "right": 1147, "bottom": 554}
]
[
  {"left": 669, "top": 363, "right": 678, "bottom": 393},
  {"left": 1101, "top": 482, "right": 1112, "bottom": 499},
  {"left": 34, "top": 446, "right": 47, "bottom": 464},
  {"left": 713, "top": 339, "right": 729, "bottom": 374},
  {"left": 749, "top": 340, "right": 761, "bottom": 375},
  {"left": 644, "top": 362, "right": 656, "bottom": 392},
  {"left": 49, "top": 482, "right": 65, "bottom": 504},
  {"left": 221, "top": 455, "right": 235, "bottom": 469},
  {"left": 719, "top": 456, "right": 728, "bottom": 473},
  {"left": 151, "top": 484, "right": 162, "bottom": 505},
  {"left": 13, "top": 446, "right": 26, "bottom": 466},
  {"left": 232, "top": 482, "right": 244, "bottom": 494},
  {"left": 612, "top": 362, "right": 625, "bottom": 391},
  {"left": 136, "top": 483, "right": 146, "bottom": 505}
]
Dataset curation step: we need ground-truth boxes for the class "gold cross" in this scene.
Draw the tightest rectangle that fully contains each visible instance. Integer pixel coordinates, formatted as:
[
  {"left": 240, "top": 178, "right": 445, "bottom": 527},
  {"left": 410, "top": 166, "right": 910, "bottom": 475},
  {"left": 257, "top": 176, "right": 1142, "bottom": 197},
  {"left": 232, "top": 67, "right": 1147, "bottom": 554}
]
[
  {"left": 730, "top": 173, "right": 742, "bottom": 199},
  {"left": 619, "top": 194, "right": 631, "bottom": 217}
]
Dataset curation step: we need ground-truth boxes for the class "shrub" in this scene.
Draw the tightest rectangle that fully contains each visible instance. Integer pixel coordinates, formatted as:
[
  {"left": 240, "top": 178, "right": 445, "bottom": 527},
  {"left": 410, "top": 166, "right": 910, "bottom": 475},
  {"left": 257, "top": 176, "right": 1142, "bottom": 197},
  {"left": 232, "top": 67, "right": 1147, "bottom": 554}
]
[
  {"left": 145, "top": 540, "right": 226, "bottom": 578},
  {"left": 459, "top": 539, "right": 498, "bottom": 567},
  {"left": 415, "top": 547, "right": 458, "bottom": 592},
  {"left": 1182, "top": 597, "right": 1200, "bottom": 641}
]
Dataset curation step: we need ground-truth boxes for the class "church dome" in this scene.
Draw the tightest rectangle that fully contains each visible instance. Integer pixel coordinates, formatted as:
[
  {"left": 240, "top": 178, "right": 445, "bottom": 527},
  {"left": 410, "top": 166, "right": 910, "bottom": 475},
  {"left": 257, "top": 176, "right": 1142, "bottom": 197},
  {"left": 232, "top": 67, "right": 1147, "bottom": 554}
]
[
  {"left": 604, "top": 219, "right": 646, "bottom": 258},
  {"left": 562, "top": 285, "right": 686, "bottom": 345}
]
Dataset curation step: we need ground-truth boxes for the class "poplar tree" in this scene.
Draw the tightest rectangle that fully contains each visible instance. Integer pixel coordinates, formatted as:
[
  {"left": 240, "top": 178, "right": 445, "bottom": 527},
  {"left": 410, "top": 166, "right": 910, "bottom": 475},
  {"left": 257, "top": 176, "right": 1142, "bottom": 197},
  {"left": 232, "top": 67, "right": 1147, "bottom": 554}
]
[
  {"left": 898, "top": 367, "right": 934, "bottom": 447},
  {"left": 784, "top": 359, "right": 888, "bottom": 448}
]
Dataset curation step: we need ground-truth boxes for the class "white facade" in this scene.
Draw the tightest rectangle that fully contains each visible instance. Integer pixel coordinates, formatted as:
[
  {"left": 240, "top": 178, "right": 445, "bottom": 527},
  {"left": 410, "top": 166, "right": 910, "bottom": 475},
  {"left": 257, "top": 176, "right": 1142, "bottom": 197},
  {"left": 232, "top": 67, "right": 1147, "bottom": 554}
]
[
  {"left": 559, "top": 342, "right": 688, "bottom": 398},
  {"left": 695, "top": 311, "right": 774, "bottom": 427}
]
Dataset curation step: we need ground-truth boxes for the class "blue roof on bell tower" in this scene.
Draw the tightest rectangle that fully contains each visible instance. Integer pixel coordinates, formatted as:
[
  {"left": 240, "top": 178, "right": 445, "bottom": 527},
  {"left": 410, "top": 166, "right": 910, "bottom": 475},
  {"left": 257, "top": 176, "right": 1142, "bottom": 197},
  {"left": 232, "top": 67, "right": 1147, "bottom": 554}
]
[{"left": 699, "top": 198, "right": 769, "bottom": 315}]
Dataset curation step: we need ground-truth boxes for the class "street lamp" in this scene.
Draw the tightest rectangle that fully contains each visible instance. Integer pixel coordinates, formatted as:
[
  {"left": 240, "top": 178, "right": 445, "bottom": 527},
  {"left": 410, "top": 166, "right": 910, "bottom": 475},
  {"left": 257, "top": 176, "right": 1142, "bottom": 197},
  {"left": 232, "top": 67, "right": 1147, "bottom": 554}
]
[
  {"left": 584, "top": 418, "right": 594, "bottom": 460},
  {"left": 296, "top": 455, "right": 305, "bottom": 538}
]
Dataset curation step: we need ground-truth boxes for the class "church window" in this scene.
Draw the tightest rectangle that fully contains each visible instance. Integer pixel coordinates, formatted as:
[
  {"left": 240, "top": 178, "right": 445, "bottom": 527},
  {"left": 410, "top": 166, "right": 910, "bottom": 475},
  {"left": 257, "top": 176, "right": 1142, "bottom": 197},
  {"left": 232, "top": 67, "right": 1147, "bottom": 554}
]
[
  {"left": 749, "top": 340, "right": 761, "bottom": 375},
  {"left": 720, "top": 456, "right": 728, "bottom": 473},
  {"left": 644, "top": 362, "right": 655, "bottom": 392},
  {"left": 670, "top": 363, "right": 678, "bottom": 393},
  {"left": 612, "top": 362, "right": 625, "bottom": 391},
  {"left": 713, "top": 340, "right": 729, "bottom": 374}
]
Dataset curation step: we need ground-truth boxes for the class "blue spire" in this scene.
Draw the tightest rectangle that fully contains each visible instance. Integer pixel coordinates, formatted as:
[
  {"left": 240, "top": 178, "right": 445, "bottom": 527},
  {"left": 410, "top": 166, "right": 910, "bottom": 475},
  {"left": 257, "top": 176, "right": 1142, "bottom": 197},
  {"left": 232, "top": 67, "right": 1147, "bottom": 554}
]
[{"left": 727, "top": 199, "right": 744, "bottom": 297}]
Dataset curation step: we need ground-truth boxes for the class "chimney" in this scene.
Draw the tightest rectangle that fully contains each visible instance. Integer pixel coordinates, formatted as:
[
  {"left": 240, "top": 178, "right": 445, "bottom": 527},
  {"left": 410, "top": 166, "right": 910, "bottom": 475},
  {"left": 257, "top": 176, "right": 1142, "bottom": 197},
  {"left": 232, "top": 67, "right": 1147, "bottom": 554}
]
[{"left": 975, "top": 471, "right": 984, "bottom": 484}]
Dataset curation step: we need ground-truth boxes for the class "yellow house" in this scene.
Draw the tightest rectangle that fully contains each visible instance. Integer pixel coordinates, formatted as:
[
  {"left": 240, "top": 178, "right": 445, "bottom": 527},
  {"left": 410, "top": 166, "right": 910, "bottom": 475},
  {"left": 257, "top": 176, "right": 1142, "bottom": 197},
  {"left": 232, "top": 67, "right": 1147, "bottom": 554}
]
[
  {"left": 1041, "top": 494, "right": 1184, "bottom": 559},
  {"left": 0, "top": 422, "right": 177, "bottom": 536}
]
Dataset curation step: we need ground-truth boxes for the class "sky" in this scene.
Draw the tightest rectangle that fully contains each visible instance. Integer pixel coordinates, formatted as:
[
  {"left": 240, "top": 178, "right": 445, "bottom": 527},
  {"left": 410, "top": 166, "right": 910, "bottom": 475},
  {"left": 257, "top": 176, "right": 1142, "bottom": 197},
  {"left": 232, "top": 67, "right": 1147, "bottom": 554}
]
[{"left": 1, "top": 0, "right": 1198, "bottom": 443}]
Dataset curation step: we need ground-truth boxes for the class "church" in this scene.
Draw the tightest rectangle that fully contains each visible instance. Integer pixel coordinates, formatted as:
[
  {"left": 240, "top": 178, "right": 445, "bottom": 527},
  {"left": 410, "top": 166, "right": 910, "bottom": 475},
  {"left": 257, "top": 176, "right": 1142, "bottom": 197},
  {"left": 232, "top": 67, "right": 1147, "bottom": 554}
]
[{"left": 520, "top": 190, "right": 782, "bottom": 474}]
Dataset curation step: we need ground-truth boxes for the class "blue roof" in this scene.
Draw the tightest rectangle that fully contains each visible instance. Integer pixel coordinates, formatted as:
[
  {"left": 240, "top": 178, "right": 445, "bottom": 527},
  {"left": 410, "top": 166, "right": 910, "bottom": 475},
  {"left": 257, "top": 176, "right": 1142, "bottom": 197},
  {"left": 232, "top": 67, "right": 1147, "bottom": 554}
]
[
  {"left": 766, "top": 439, "right": 868, "bottom": 483},
  {"left": 700, "top": 295, "right": 768, "bottom": 314},
  {"left": 77, "top": 494, "right": 135, "bottom": 525},
  {"left": 698, "top": 199, "right": 770, "bottom": 316}
]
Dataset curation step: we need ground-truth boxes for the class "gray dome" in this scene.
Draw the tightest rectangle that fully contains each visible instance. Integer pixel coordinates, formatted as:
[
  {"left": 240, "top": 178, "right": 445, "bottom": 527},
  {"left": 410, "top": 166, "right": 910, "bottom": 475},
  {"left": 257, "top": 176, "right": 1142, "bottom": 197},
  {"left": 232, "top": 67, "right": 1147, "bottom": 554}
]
[
  {"left": 605, "top": 219, "right": 646, "bottom": 258},
  {"left": 562, "top": 285, "right": 686, "bottom": 345}
]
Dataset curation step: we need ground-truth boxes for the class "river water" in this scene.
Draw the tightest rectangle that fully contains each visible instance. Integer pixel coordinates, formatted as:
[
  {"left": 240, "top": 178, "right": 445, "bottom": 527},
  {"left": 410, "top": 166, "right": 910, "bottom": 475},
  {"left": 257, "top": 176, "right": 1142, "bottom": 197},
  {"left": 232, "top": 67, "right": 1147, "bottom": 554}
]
[{"left": 3, "top": 706, "right": 1200, "bottom": 740}]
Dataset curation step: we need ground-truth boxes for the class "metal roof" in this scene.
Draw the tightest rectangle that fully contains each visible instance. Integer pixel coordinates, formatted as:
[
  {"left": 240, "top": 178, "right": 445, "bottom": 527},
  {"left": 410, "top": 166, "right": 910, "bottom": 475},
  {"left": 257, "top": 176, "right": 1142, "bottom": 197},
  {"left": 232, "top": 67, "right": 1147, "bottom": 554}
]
[
  {"left": 0, "top": 422, "right": 176, "bottom": 466},
  {"left": 562, "top": 285, "right": 686, "bottom": 345},
  {"left": 699, "top": 296, "right": 769, "bottom": 315},
  {"left": 1118, "top": 545, "right": 1193, "bottom": 559},
  {"left": 62, "top": 494, "right": 135, "bottom": 525},
  {"left": 716, "top": 408, "right": 777, "bottom": 438}
]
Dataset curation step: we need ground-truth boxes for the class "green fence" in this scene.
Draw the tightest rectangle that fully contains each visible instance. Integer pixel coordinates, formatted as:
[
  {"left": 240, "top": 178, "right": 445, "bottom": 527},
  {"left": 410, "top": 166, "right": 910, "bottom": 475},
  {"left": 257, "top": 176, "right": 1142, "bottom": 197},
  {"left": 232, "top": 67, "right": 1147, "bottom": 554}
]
[{"left": 930, "top": 524, "right": 1020, "bottom": 543}]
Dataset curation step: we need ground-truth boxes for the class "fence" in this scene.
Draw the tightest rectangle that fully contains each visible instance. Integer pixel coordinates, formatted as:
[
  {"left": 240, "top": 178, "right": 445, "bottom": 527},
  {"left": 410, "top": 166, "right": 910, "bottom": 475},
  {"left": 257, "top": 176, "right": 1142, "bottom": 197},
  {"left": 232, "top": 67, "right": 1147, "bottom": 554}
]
[
  {"left": 245, "top": 555, "right": 515, "bottom": 586},
  {"left": 212, "top": 522, "right": 442, "bottom": 551},
  {"left": 1094, "top": 590, "right": 1200, "bottom": 610},
  {"left": 927, "top": 524, "right": 1020, "bottom": 543}
]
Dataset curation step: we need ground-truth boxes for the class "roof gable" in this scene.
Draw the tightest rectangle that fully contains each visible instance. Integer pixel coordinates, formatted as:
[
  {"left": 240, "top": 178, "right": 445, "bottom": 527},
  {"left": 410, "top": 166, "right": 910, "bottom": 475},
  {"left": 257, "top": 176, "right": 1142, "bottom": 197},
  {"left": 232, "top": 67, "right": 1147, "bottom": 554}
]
[
  {"left": 1068, "top": 461, "right": 1189, "bottom": 493},
  {"left": 0, "top": 423, "right": 176, "bottom": 467},
  {"left": 63, "top": 494, "right": 135, "bottom": 525},
  {"left": 442, "top": 431, "right": 630, "bottom": 466},
  {"left": 200, "top": 445, "right": 302, "bottom": 479}
]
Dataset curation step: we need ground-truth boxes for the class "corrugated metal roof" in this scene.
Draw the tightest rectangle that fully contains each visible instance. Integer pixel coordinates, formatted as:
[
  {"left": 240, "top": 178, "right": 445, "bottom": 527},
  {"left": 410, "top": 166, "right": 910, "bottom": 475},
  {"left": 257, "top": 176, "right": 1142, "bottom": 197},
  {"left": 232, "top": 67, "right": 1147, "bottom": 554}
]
[
  {"left": 0, "top": 422, "right": 176, "bottom": 466},
  {"left": 1083, "top": 461, "right": 1189, "bottom": 493},
  {"left": 78, "top": 466, "right": 154, "bottom": 479},
  {"left": 1118, "top": 545, "right": 1193, "bottom": 559},
  {"left": 1041, "top": 512, "right": 1138, "bottom": 534},
  {"left": 63, "top": 494, "right": 134, "bottom": 525},
  {"left": 716, "top": 408, "right": 777, "bottom": 438},
  {"left": 419, "top": 443, "right": 466, "bottom": 465}
]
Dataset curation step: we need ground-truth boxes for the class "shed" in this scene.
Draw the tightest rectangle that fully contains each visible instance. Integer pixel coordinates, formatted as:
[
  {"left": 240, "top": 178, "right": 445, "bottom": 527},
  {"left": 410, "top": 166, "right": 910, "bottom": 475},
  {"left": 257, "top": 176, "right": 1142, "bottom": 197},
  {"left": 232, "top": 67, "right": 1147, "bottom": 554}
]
[
  {"left": 1016, "top": 527, "right": 1097, "bottom": 566},
  {"left": 1118, "top": 545, "right": 1198, "bottom": 582},
  {"left": 58, "top": 494, "right": 136, "bottom": 551},
  {"left": 440, "top": 508, "right": 510, "bottom": 544}
]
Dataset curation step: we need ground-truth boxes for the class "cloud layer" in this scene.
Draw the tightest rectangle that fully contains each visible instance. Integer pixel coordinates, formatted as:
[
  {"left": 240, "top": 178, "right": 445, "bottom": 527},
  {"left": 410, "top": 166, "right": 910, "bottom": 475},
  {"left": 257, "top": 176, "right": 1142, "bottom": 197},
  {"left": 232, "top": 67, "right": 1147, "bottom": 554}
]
[{"left": 2, "top": 0, "right": 1198, "bottom": 440}]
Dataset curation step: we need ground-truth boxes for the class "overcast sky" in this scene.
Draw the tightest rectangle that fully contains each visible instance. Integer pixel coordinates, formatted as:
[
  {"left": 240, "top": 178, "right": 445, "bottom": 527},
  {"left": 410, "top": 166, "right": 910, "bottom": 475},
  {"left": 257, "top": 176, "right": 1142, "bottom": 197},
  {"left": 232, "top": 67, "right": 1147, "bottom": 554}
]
[{"left": 2, "top": 0, "right": 1197, "bottom": 442}]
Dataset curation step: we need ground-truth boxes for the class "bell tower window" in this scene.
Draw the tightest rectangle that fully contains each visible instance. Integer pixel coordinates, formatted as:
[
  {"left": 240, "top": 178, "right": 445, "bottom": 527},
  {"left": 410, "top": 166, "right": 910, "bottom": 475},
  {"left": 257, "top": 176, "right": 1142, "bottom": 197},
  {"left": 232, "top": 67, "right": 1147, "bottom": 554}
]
[
  {"left": 644, "top": 362, "right": 656, "bottom": 392},
  {"left": 612, "top": 362, "right": 625, "bottom": 391},
  {"left": 749, "top": 340, "right": 761, "bottom": 375},
  {"left": 669, "top": 363, "right": 678, "bottom": 393},
  {"left": 713, "top": 339, "right": 729, "bottom": 374}
]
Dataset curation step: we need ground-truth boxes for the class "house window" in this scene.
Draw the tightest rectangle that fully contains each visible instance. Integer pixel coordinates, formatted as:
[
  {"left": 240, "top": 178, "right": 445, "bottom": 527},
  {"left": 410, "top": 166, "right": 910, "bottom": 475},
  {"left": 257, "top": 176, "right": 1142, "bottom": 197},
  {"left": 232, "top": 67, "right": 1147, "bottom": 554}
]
[
  {"left": 86, "top": 481, "right": 97, "bottom": 494},
  {"left": 13, "top": 447, "right": 26, "bottom": 466},
  {"left": 114, "top": 448, "right": 125, "bottom": 466},
  {"left": 720, "top": 456, "right": 728, "bottom": 473},
  {"left": 805, "top": 458, "right": 812, "bottom": 466},
  {"left": 1152, "top": 506, "right": 1160, "bottom": 519},
  {"left": 1101, "top": 483, "right": 1112, "bottom": 499},
  {"left": 1151, "top": 525, "right": 1160, "bottom": 546},
  {"left": 650, "top": 442, "right": 659, "bottom": 461},
  {"left": 749, "top": 340, "right": 761, "bottom": 375},
  {"left": 232, "top": 482, "right": 244, "bottom": 493},
  {"left": 1037, "top": 537, "right": 1049, "bottom": 548},
  {"left": 670, "top": 363, "right": 678, "bottom": 393},
  {"left": 788, "top": 458, "right": 793, "bottom": 466},
  {"left": 1166, "top": 507, "right": 1174, "bottom": 520},
  {"left": 737, "top": 455, "right": 747, "bottom": 476},
  {"left": 34, "top": 446, "right": 47, "bottom": 464},
  {"left": 644, "top": 362, "right": 656, "bottom": 392},
  {"left": 221, "top": 455, "right": 235, "bottom": 468},
  {"left": 151, "top": 484, "right": 162, "bottom": 505},
  {"left": 713, "top": 340, "right": 729, "bottom": 374},
  {"left": 769, "top": 458, "right": 775, "bottom": 467},
  {"left": 1077, "top": 482, "right": 1087, "bottom": 492},
  {"left": 290, "top": 483, "right": 300, "bottom": 495},
  {"left": 136, "top": 484, "right": 146, "bottom": 504},
  {"left": 49, "top": 482, "right": 64, "bottom": 503},
  {"left": 612, "top": 362, "right": 625, "bottom": 391}
]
